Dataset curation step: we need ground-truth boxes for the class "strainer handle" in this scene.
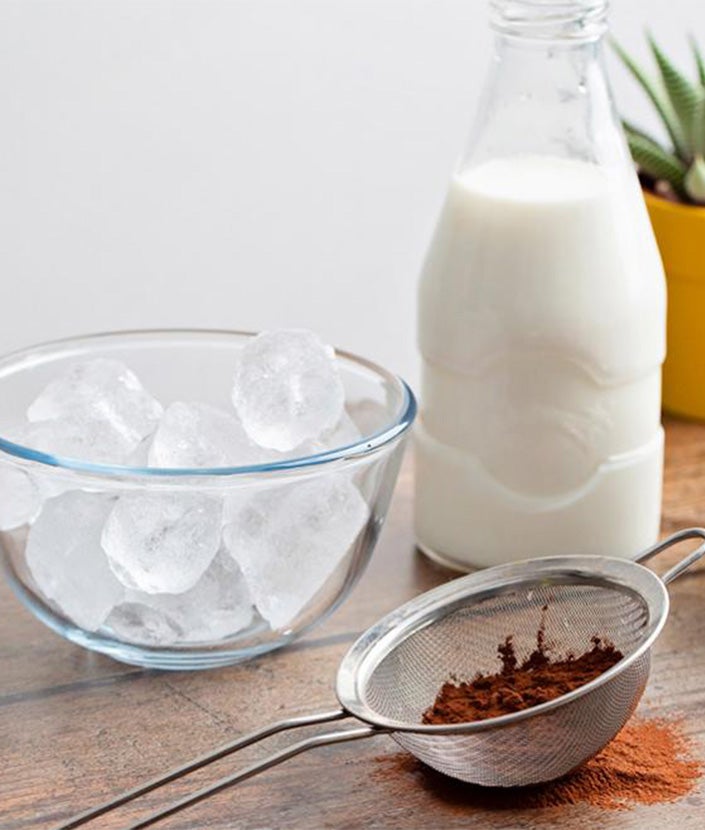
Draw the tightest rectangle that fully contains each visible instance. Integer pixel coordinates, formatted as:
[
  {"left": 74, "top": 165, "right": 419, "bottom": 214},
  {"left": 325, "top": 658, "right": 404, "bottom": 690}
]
[
  {"left": 55, "top": 707, "right": 353, "bottom": 829},
  {"left": 125, "top": 723, "right": 381, "bottom": 830},
  {"left": 635, "top": 527, "right": 705, "bottom": 585}
]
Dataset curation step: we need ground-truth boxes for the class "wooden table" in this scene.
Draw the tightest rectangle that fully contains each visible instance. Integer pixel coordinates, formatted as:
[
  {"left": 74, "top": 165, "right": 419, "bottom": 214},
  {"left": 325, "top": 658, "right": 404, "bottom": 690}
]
[{"left": 2, "top": 417, "right": 705, "bottom": 829}]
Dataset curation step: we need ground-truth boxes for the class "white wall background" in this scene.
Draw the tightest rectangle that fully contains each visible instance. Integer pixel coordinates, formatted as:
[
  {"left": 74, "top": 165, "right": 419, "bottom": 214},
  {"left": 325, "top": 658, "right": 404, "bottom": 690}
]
[{"left": 0, "top": 0, "right": 703, "bottom": 387}]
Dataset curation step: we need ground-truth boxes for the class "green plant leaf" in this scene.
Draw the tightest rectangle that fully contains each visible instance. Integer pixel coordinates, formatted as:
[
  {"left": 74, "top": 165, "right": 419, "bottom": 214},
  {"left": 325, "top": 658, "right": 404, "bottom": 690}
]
[
  {"left": 624, "top": 125, "right": 688, "bottom": 199},
  {"left": 611, "top": 38, "right": 688, "bottom": 160},
  {"left": 690, "top": 34, "right": 705, "bottom": 88},
  {"left": 622, "top": 119, "right": 662, "bottom": 146},
  {"left": 649, "top": 35, "right": 704, "bottom": 160},
  {"left": 685, "top": 155, "right": 705, "bottom": 203},
  {"left": 691, "top": 94, "right": 705, "bottom": 157}
]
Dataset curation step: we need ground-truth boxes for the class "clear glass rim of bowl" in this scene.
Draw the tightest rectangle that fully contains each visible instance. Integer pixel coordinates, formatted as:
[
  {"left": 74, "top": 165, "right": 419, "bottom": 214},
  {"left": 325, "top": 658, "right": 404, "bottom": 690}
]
[{"left": 0, "top": 328, "right": 417, "bottom": 480}]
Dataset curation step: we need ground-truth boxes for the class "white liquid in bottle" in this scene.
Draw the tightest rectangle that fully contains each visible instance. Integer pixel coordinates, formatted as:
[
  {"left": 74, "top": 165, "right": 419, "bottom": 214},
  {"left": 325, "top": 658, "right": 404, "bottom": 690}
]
[{"left": 416, "top": 155, "right": 666, "bottom": 569}]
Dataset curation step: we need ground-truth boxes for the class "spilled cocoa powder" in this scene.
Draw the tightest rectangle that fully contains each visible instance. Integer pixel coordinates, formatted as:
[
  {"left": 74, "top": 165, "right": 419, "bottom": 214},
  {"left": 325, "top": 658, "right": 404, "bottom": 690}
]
[{"left": 372, "top": 716, "right": 702, "bottom": 810}]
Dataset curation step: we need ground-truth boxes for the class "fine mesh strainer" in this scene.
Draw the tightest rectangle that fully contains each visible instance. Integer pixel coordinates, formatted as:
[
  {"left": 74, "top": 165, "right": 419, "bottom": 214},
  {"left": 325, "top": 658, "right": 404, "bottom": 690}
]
[{"left": 59, "top": 528, "right": 705, "bottom": 830}]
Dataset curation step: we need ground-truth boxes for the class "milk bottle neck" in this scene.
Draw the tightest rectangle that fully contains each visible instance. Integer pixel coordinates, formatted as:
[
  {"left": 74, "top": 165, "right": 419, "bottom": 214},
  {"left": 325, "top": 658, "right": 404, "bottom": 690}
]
[
  {"left": 462, "top": 2, "right": 624, "bottom": 170},
  {"left": 490, "top": 1, "right": 608, "bottom": 42}
]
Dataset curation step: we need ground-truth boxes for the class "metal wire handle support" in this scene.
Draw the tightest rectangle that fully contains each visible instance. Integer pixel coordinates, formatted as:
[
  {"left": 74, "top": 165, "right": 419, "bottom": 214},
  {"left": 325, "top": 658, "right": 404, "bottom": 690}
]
[
  {"left": 55, "top": 708, "right": 356, "bottom": 829},
  {"left": 127, "top": 723, "right": 380, "bottom": 830},
  {"left": 635, "top": 527, "right": 705, "bottom": 584}
]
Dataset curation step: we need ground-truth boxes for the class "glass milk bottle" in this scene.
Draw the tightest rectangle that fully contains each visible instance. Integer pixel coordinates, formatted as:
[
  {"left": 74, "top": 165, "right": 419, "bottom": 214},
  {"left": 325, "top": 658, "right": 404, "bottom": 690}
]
[{"left": 416, "top": 0, "right": 666, "bottom": 569}]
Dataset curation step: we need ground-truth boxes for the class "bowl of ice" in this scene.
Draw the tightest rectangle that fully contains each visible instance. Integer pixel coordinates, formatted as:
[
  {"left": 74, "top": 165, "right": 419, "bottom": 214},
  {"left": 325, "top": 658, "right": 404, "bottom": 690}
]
[{"left": 0, "top": 329, "right": 415, "bottom": 669}]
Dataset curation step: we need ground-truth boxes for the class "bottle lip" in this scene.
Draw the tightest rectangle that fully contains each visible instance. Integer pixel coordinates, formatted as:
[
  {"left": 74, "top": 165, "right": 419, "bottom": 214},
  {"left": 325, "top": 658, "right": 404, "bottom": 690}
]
[{"left": 490, "top": 0, "right": 608, "bottom": 41}]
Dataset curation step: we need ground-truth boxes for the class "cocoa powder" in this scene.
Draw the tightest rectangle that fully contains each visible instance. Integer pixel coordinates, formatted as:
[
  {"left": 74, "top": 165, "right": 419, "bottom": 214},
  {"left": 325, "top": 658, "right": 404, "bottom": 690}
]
[
  {"left": 423, "top": 633, "right": 623, "bottom": 724},
  {"left": 372, "top": 716, "right": 702, "bottom": 810}
]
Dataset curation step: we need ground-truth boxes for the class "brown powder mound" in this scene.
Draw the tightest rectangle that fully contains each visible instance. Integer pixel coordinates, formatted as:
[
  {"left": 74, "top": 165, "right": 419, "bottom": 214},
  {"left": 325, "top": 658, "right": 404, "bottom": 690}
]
[
  {"left": 423, "top": 635, "right": 623, "bottom": 724},
  {"left": 372, "top": 717, "right": 702, "bottom": 811},
  {"left": 533, "top": 717, "right": 703, "bottom": 809}
]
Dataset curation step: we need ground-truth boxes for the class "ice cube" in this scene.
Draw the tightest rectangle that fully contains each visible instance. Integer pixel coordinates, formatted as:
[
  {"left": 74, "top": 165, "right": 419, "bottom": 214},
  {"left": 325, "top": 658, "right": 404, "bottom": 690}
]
[
  {"left": 148, "top": 401, "right": 270, "bottom": 468},
  {"left": 25, "top": 491, "right": 124, "bottom": 631},
  {"left": 27, "top": 359, "right": 163, "bottom": 462},
  {"left": 104, "top": 601, "right": 181, "bottom": 646},
  {"left": 126, "top": 436, "right": 152, "bottom": 467},
  {"left": 0, "top": 466, "right": 42, "bottom": 530},
  {"left": 319, "top": 411, "right": 363, "bottom": 450},
  {"left": 231, "top": 330, "right": 345, "bottom": 452},
  {"left": 32, "top": 464, "right": 84, "bottom": 502},
  {"left": 266, "top": 412, "right": 361, "bottom": 463},
  {"left": 21, "top": 413, "right": 144, "bottom": 465},
  {"left": 102, "top": 492, "right": 222, "bottom": 594},
  {"left": 346, "top": 398, "right": 390, "bottom": 437},
  {"left": 107, "top": 551, "right": 255, "bottom": 645},
  {"left": 28, "top": 358, "right": 163, "bottom": 429},
  {"left": 223, "top": 475, "right": 369, "bottom": 629}
]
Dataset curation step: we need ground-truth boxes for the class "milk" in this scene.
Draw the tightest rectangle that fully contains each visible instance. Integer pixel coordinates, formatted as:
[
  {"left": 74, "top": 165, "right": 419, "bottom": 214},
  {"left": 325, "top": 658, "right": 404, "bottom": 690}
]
[{"left": 416, "top": 155, "right": 666, "bottom": 568}]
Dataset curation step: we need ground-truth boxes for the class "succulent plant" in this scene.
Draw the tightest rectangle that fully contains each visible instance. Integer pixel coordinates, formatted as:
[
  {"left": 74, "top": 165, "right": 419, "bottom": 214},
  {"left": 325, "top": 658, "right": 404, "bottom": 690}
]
[{"left": 613, "top": 36, "right": 705, "bottom": 205}]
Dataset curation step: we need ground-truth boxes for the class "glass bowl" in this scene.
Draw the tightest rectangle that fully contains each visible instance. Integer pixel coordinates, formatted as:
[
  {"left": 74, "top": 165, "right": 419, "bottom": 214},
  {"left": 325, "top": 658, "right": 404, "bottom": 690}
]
[{"left": 0, "top": 330, "right": 415, "bottom": 670}]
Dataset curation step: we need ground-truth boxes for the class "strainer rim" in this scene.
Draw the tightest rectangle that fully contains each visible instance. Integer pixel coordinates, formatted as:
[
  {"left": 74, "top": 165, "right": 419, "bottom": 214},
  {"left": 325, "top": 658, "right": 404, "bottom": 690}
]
[{"left": 336, "top": 555, "right": 669, "bottom": 733}]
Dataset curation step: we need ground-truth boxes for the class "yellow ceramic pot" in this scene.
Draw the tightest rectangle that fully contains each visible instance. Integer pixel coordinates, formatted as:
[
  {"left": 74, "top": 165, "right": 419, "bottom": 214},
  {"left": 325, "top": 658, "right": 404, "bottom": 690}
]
[{"left": 645, "top": 191, "right": 705, "bottom": 420}]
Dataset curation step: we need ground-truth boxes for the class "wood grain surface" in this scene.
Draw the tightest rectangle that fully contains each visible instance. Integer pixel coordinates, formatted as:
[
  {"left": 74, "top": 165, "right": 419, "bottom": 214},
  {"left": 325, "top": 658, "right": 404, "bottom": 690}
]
[{"left": 2, "top": 416, "right": 705, "bottom": 829}]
